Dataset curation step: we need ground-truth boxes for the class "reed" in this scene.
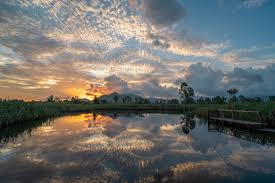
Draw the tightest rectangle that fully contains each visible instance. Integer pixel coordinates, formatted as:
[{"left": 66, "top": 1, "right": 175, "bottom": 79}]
[{"left": 1, "top": 99, "right": 274, "bottom": 128}]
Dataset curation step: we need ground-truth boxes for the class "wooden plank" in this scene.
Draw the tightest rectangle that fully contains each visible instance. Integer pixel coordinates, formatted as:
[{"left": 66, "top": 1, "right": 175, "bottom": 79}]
[
  {"left": 209, "top": 117, "right": 265, "bottom": 126},
  {"left": 258, "top": 128, "right": 275, "bottom": 133},
  {"left": 216, "top": 109, "right": 260, "bottom": 113}
]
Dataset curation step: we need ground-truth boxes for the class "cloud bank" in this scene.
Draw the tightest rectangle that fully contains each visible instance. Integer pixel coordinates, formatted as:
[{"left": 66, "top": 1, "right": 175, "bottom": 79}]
[{"left": 0, "top": 0, "right": 274, "bottom": 99}]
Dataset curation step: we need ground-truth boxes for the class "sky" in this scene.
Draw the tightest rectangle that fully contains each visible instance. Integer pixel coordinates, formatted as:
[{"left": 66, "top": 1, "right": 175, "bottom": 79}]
[{"left": 0, "top": 0, "right": 274, "bottom": 100}]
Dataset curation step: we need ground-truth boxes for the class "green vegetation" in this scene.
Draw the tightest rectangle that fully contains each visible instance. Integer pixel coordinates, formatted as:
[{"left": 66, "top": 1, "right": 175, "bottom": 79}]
[
  {"left": 1, "top": 82, "right": 275, "bottom": 128},
  {"left": 0, "top": 99, "right": 95, "bottom": 127},
  {"left": 1, "top": 98, "right": 275, "bottom": 128}
]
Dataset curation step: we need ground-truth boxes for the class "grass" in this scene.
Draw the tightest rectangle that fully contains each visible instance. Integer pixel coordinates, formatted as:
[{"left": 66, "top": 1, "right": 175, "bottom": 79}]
[{"left": 1, "top": 99, "right": 275, "bottom": 128}]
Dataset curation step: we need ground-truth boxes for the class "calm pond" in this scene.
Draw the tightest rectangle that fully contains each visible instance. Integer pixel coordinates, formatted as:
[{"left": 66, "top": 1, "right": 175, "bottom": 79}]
[{"left": 1, "top": 113, "right": 275, "bottom": 183}]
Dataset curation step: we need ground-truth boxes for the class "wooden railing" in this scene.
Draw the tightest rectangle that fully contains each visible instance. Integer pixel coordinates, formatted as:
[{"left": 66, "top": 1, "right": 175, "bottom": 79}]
[
  {"left": 208, "top": 122, "right": 275, "bottom": 145},
  {"left": 208, "top": 109, "right": 265, "bottom": 128},
  {"left": 218, "top": 109, "right": 262, "bottom": 123},
  {"left": 272, "top": 111, "right": 275, "bottom": 124}
]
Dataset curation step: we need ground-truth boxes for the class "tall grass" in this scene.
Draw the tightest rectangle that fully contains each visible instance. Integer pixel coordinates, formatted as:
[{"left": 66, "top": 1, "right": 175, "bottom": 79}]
[
  {"left": 1, "top": 99, "right": 274, "bottom": 128},
  {"left": 0, "top": 99, "right": 95, "bottom": 127}
]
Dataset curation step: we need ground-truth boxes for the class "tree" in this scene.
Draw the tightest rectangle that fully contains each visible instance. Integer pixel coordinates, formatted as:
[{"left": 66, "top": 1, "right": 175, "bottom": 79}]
[
  {"left": 227, "top": 88, "right": 238, "bottom": 103},
  {"left": 227, "top": 88, "right": 238, "bottom": 98},
  {"left": 238, "top": 95, "right": 246, "bottom": 103},
  {"left": 156, "top": 99, "right": 166, "bottom": 104},
  {"left": 179, "top": 82, "right": 194, "bottom": 104},
  {"left": 54, "top": 97, "right": 61, "bottom": 102},
  {"left": 113, "top": 95, "right": 119, "bottom": 103},
  {"left": 47, "top": 95, "right": 55, "bottom": 102},
  {"left": 125, "top": 96, "right": 132, "bottom": 104},
  {"left": 122, "top": 96, "right": 132, "bottom": 104},
  {"left": 204, "top": 97, "right": 212, "bottom": 104},
  {"left": 71, "top": 96, "right": 80, "bottom": 104},
  {"left": 196, "top": 97, "right": 205, "bottom": 104},
  {"left": 212, "top": 96, "right": 226, "bottom": 104},
  {"left": 269, "top": 96, "right": 275, "bottom": 102},
  {"left": 122, "top": 97, "right": 127, "bottom": 104},
  {"left": 93, "top": 95, "right": 99, "bottom": 104},
  {"left": 254, "top": 97, "right": 263, "bottom": 103},
  {"left": 167, "top": 98, "right": 179, "bottom": 104}
]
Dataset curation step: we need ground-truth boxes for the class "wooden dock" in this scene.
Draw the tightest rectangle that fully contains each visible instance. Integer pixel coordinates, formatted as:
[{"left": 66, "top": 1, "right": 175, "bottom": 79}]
[
  {"left": 208, "top": 109, "right": 267, "bottom": 129},
  {"left": 208, "top": 122, "right": 275, "bottom": 145}
]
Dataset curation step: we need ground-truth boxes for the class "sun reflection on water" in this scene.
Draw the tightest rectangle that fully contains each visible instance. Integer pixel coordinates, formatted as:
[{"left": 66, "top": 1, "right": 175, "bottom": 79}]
[{"left": 1, "top": 113, "right": 275, "bottom": 182}]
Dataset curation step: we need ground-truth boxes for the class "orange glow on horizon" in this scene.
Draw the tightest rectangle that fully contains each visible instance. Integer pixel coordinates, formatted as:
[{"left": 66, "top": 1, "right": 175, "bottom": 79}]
[{"left": 65, "top": 88, "right": 107, "bottom": 100}]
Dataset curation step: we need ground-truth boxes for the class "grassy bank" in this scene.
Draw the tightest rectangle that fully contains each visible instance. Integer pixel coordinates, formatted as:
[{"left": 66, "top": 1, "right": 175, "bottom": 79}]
[{"left": 1, "top": 99, "right": 274, "bottom": 127}]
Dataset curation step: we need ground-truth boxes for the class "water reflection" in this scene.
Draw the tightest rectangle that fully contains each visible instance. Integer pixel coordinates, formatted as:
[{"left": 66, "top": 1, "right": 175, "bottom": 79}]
[
  {"left": 208, "top": 122, "right": 275, "bottom": 145},
  {"left": 0, "top": 113, "right": 275, "bottom": 183},
  {"left": 180, "top": 113, "right": 196, "bottom": 134}
]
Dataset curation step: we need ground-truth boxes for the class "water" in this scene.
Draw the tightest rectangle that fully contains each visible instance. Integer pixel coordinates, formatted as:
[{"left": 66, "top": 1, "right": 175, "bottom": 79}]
[{"left": 0, "top": 112, "right": 275, "bottom": 183}]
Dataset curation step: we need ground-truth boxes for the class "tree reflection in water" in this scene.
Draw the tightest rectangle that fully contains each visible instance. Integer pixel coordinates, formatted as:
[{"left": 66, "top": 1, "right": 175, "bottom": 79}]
[
  {"left": 208, "top": 122, "right": 275, "bottom": 145},
  {"left": 179, "top": 113, "right": 196, "bottom": 135}
]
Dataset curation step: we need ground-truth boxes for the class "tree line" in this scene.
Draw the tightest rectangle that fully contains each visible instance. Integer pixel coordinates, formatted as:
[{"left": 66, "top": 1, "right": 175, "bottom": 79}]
[
  {"left": 179, "top": 82, "right": 274, "bottom": 104},
  {"left": 45, "top": 82, "right": 275, "bottom": 104}
]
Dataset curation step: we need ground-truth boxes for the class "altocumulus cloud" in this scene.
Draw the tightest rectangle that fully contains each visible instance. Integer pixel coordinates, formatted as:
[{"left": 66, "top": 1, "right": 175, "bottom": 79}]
[
  {"left": 0, "top": 0, "right": 274, "bottom": 99},
  {"left": 142, "top": 0, "right": 186, "bottom": 26},
  {"left": 184, "top": 63, "right": 275, "bottom": 97}
]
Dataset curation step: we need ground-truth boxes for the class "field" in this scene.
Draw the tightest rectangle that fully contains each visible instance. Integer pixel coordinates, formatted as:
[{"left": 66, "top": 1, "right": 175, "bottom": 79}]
[{"left": 0, "top": 99, "right": 275, "bottom": 128}]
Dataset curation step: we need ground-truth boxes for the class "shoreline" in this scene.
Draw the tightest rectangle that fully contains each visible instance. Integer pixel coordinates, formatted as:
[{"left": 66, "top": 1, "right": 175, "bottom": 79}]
[{"left": 1, "top": 102, "right": 274, "bottom": 128}]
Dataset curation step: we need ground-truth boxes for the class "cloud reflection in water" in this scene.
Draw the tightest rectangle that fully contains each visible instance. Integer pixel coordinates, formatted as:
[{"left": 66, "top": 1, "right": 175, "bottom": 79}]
[{"left": 0, "top": 113, "right": 275, "bottom": 182}]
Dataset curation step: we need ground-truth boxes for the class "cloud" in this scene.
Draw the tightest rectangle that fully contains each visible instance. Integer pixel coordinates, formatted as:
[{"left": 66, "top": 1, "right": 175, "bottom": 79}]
[
  {"left": 0, "top": 0, "right": 272, "bottom": 100},
  {"left": 86, "top": 74, "right": 179, "bottom": 98},
  {"left": 135, "top": 79, "right": 178, "bottom": 98},
  {"left": 242, "top": 0, "right": 267, "bottom": 8},
  {"left": 185, "top": 63, "right": 225, "bottom": 96},
  {"left": 142, "top": 0, "right": 185, "bottom": 26},
  {"left": 218, "top": 45, "right": 275, "bottom": 67},
  {"left": 184, "top": 63, "right": 275, "bottom": 97},
  {"left": 104, "top": 75, "right": 130, "bottom": 93}
]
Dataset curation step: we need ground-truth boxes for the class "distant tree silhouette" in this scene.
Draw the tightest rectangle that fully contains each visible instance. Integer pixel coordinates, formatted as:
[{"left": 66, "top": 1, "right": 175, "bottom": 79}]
[
  {"left": 239, "top": 95, "right": 246, "bottom": 103},
  {"left": 47, "top": 95, "right": 55, "bottom": 102},
  {"left": 54, "top": 97, "right": 60, "bottom": 102},
  {"left": 254, "top": 97, "right": 263, "bottom": 103},
  {"left": 227, "top": 88, "right": 238, "bottom": 98},
  {"left": 156, "top": 99, "right": 166, "bottom": 104},
  {"left": 212, "top": 96, "right": 226, "bottom": 104},
  {"left": 71, "top": 96, "right": 80, "bottom": 104},
  {"left": 125, "top": 96, "right": 132, "bottom": 103},
  {"left": 122, "top": 96, "right": 132, "bottom": 104},
  {"left": 94, "top": 95, "right": 99, "bottom": 104},
  {"left": 269, "top": 96, "right": 275, "bottom": 102},
  {"left": 113, "top": 95, "right": 119, "bottom": 103},
  {"left": 204, "top": 97, "right": 212, "bottom": 104},
  {"left": 122, "top": 97, "right": 127, "bottom": 104},
  {"left": 227, "top": 88, "right": 238, "bottom": 103},
  {"left": 167, "top": 98, "right": 179, "bottom": 104},
  {"left": 179, "top": 82, "right": 194, "bottom": 104}
]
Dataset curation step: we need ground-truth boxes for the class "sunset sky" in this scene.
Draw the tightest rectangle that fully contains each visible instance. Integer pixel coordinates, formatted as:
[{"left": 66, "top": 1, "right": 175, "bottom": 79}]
[{"left": 0, "top": 0, "right": 274, "bottom": 100}]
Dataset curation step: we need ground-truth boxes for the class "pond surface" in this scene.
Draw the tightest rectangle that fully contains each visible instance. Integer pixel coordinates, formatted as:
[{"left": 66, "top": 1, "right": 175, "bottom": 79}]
[{"left": 1, "top": 113, "right": 275, "bottom": 183}]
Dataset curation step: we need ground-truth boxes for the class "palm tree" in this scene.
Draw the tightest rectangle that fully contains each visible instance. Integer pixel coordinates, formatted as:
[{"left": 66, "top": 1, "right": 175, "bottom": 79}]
[
  {"left": 227, "top": 88, "right": 239, "bottom": 108},
  {"left": 227, "top": 88, "right": 238, "bottom": 98}
]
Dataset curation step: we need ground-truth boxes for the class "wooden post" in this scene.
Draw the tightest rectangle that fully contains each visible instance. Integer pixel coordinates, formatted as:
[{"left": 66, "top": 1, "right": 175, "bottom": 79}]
[
  {"left": 272, "top": 111, "right": 275, "bottom": 124},
  {"left": 220, "top": 110, "right": 224, "bottom": 118},
  {"left": 258, "top": 112, "right": 263, "bottom": 123}
]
